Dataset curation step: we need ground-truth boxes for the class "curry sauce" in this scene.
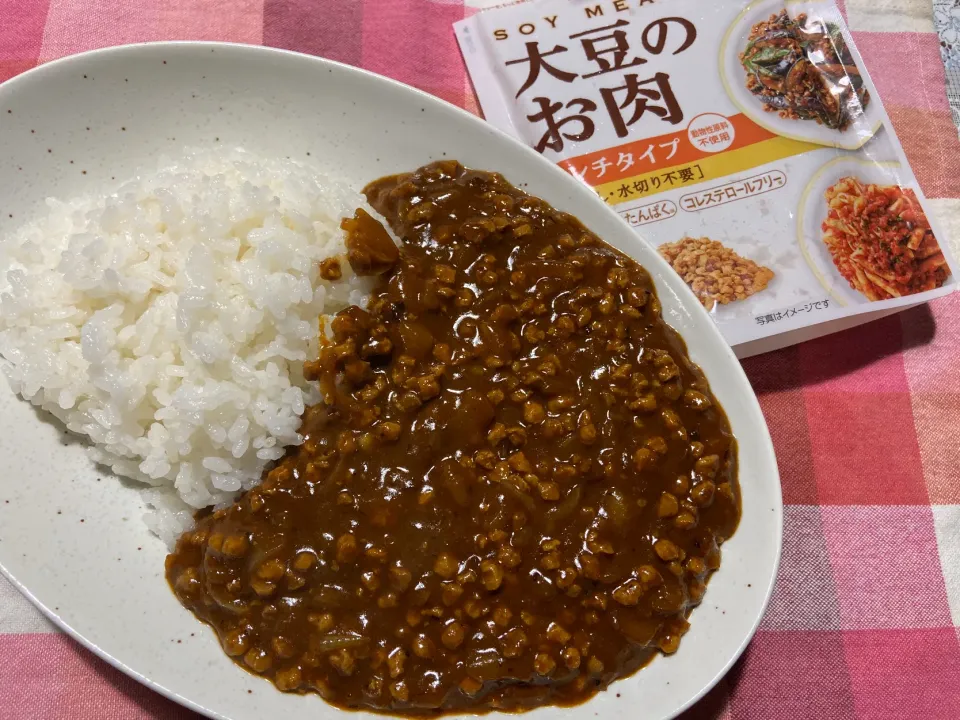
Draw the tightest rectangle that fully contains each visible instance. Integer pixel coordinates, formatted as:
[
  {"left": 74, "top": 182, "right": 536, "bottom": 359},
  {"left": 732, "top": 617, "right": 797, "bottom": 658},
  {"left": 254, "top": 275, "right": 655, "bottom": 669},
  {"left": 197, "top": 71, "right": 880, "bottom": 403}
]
[{"left": 166, "top": 161, "right": 740, "bottom": 713}]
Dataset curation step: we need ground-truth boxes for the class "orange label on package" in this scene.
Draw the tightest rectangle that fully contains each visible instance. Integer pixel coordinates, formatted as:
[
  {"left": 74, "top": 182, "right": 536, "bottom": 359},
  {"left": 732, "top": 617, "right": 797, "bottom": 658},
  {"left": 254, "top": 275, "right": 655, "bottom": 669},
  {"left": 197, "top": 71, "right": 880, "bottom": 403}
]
[{"left": 560, "top": 113, "right": 803, "bottom": 187}]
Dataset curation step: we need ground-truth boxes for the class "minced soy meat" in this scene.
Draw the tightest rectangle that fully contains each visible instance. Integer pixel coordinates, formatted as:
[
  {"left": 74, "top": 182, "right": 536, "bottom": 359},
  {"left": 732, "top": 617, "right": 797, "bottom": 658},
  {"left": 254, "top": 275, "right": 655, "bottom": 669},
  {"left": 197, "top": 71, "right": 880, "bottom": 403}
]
[{"left": 166, "top": 160, "right": 741, "bottom": 713}]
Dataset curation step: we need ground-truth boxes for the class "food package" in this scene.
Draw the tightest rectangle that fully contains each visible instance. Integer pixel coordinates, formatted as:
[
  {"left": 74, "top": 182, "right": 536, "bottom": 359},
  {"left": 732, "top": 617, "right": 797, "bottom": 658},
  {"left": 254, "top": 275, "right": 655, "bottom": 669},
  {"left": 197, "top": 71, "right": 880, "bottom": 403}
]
[{"left": 455, "top": 0, "right": 957, "bottom": 356}]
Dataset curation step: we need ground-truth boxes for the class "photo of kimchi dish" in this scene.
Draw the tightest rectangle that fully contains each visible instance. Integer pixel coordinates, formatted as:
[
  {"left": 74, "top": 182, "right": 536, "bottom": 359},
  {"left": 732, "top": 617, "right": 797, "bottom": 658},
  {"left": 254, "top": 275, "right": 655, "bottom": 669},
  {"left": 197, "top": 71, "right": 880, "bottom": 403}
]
[
  {"left": 739, "top": 10, "right": 869, "bottom": 132},
  {"left": 821, "top": 177, "right": 950, "bottom": 300}
]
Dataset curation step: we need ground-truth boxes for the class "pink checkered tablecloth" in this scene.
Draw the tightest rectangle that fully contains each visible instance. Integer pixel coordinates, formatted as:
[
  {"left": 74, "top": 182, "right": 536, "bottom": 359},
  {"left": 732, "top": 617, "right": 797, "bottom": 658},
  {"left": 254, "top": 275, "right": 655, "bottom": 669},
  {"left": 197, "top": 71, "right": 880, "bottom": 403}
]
[{"left": 1, "top": 0, "right": 959, "bottom": 718}]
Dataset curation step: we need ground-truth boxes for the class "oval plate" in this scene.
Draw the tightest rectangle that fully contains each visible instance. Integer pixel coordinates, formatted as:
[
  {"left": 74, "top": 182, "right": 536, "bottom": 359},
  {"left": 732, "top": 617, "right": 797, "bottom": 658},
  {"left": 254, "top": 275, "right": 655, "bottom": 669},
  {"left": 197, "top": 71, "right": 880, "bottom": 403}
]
[{"left": 0, "top": 43, "right": 782, "bottom": 720}]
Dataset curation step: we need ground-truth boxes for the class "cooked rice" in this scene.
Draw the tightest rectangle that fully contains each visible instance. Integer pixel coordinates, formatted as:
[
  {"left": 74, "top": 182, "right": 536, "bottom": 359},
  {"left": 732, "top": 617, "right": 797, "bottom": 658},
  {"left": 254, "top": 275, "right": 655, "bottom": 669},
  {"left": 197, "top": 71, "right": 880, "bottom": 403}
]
[{"left": 0, "top": 147, "right": 373, "bottom": 546}]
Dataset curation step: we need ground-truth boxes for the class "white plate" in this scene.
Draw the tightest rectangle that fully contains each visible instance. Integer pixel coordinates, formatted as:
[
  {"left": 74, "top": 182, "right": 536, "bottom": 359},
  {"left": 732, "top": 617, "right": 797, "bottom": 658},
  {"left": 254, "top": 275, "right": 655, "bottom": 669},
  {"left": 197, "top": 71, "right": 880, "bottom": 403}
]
[
  {"left": 797, "top": 155, "right": 902, "bottom": 306},
  {"left": 0, "top": 43, "right": 782, "bottom": 720},
  {"left": 720, "top": 0, "right": 883, "bottom": 150}
]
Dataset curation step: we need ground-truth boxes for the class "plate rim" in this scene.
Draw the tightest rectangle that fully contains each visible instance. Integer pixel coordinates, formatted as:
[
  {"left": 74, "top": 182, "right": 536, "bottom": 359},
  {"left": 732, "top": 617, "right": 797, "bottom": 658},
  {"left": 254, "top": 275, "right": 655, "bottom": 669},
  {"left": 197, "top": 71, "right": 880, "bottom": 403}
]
[{"left": 0, "top": 40, "right": 783, "bottom": 720}]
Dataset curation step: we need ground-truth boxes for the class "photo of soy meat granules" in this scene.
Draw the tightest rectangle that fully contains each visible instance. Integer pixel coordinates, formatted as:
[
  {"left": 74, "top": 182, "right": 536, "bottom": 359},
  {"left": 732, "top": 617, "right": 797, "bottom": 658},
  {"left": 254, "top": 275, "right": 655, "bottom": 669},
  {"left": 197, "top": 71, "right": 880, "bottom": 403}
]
[{"left": 658, "top": 237, "right": 775, "bottom": 311}]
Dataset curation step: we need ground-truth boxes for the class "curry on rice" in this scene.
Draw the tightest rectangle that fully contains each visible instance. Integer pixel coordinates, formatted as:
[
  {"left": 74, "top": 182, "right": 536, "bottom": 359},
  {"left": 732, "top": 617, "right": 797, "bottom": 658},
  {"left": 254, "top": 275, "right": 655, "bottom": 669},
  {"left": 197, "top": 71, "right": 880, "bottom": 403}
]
[{"left": 166, "top": 161, "right": 741, "bottom": 713}]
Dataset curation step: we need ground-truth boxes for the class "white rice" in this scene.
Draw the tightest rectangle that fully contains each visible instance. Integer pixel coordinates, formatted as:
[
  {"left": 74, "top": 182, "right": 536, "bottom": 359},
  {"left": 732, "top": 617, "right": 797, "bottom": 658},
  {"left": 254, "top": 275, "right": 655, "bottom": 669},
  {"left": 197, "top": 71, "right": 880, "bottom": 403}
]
[{"left": 0, "top": 147, "right": 373, "bottom": 546}]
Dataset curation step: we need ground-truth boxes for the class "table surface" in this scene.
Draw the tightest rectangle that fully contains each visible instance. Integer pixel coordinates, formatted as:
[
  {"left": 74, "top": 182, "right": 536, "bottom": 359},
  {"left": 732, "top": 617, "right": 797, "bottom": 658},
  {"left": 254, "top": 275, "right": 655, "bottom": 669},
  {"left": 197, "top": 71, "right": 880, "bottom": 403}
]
[{"left": 1, "top": 0, "right": 959, "bottom": 718}]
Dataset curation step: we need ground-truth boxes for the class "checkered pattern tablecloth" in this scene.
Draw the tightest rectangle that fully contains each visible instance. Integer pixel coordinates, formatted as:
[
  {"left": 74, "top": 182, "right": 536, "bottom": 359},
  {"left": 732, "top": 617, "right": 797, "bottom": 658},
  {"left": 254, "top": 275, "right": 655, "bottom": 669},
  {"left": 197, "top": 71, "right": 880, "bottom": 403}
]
[{"left": 1, "top": 0, "right": 959, "bottom": 718}]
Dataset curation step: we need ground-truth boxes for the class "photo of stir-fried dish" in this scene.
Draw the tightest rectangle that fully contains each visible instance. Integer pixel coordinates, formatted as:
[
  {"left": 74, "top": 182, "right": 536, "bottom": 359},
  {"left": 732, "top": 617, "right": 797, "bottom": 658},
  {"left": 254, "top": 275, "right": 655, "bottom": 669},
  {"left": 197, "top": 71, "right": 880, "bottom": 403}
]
[
  {"left": 821, "top": 177, "right": 950, "bottom": 300},
  {"left": 740, "top": 10, "right": 869, "bottom": 131}
]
